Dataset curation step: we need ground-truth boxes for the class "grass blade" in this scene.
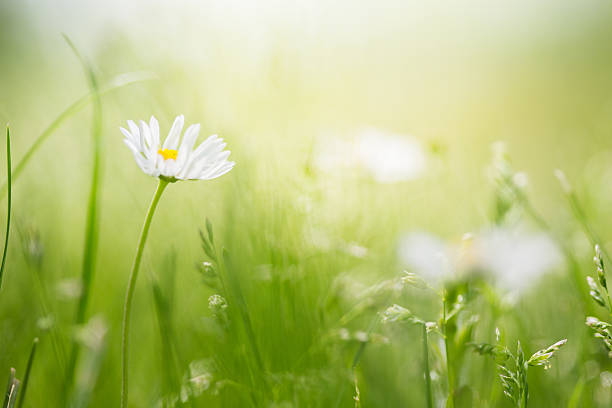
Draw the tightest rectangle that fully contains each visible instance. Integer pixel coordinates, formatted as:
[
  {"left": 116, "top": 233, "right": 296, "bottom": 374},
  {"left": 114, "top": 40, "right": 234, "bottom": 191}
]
[
  {"left": 151, "top": 274, "right": 182, "bottom": 401},
  {"left": 62, "top": 34, "right": 104, "bottom": 396},
  {"left": 3, "top": 368, "right": 19, "bottom": 408},
  {"left": 0, "top": 71, "right": 156, "bottom": 197},
  {"left": 222, "top": 249, "right": 265, "bottom": 373},
  {"left": 16, "top": 338, "right": 38, "bottom": 408},
  {"left": 70, "top": 317, "right": 108, "bottom": 408},
  {"left": 0, "top": 125, "right": 11, "bottom": 289}
]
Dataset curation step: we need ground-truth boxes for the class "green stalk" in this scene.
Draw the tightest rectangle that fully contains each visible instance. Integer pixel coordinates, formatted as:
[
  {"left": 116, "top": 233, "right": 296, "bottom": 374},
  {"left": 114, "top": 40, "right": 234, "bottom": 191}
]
[
  {"left": 3, "top": 368, "right": 19, "bottom": 408},
  {"left": 443, "top": 296, "right": 455, "bottom": 408},
  {"left": 0, "top": 71, "right": 155, "bottom": 198},
  {"left": 422, "top": 324, "right": 433, "bottom": 408},
  {"left": 559, "top": 181, "right": 612, "bottom": 310},
  {"left": 221, "top": 250, "right": 266, "bottom": 373},
  {"left": 17, "top": 338, "right": 39, "bottom": 408},
  {"left": 121, "top": 179, "right": 169, "bottom": 408},
  {"left": 520, "top": 376, "right": 528, "bottom": 408},
  {"left": 62, "top": 34, "right": 104, "bottom": 398},
  {"left": 0, "top": 126, "right": 11, "bottom": 289}
]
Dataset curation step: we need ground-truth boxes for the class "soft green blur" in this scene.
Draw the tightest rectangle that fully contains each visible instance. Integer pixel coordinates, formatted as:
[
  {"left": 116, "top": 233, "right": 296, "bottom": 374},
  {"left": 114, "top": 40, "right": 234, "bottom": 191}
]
[{"left": 2, "top": 1, "right": 612, "bottom": 406}]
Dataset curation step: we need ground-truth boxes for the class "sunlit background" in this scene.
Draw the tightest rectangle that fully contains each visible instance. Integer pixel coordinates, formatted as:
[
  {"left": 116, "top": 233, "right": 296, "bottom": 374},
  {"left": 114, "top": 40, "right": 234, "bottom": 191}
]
[{"left": 2, "top": 1, "right": 612, "bottom": 406}]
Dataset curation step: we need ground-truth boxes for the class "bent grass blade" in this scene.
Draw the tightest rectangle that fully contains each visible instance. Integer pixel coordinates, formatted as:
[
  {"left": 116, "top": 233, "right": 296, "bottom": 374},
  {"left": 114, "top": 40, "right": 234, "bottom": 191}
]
[
  {"left": 0, "top": 71, "right": 157, "bottom": 197},
  {"left": 0, "top": 126, "right": 11, "bottom": 289}
]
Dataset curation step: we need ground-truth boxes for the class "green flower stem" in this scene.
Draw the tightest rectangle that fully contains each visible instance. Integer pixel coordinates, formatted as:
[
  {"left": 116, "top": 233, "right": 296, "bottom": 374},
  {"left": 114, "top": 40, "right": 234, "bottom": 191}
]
[
  {"left": 443, "top": 296, "right": 455, "bottom": 408},
  {"left": 422, "top": 323, "right": 433, "bottom": 408},
  {"left": 121, "top": 178, "right": 169, "bottom": 408}
]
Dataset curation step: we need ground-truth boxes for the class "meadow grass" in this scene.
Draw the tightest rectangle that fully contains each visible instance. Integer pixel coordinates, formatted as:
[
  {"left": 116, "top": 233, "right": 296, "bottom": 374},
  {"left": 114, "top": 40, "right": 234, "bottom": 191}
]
[{"left": 5, "top": 5, "right": 612, "bottom": 407}]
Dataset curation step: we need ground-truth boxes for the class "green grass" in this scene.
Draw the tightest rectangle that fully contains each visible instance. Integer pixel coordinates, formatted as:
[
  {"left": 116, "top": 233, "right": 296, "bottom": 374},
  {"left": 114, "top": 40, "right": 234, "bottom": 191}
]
[
  {"left": 5, "top": 3, "right": 612, "bottom": 407},
  {"left": 0, "top": 125, "right": 11, "bottom": 289}
]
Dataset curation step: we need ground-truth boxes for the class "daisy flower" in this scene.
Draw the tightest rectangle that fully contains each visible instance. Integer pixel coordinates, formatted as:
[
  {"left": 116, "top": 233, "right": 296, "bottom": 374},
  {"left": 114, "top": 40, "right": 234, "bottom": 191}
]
[
  {"left": 120, "top": 114, "right": 235, "bottom": 181},
  {"left": 119, "top": 114, "right": 234, "bottom": 408}
]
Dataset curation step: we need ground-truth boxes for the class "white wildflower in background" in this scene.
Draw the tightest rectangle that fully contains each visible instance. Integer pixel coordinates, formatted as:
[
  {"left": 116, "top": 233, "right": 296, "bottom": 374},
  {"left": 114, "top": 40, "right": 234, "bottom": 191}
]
[
  {"left": 471, "top": 227, "right": 562, "bottom": 293},
  {"left": 397, "top": 226, "right": 562, "bottom": 294},
  {"left": 344, "top": 242, "right": 368, "bottom": 258},
  {"left": 356, "top": 128, "right": 426, "bottom": 183},
  {"left": 121, "top": 115, "right": 235, "bottom": 181},
  {"left": 36, "top": 315, "right": 55, "bottom": 331},
  {"left": 313, "top": 127, "right": 427, "bottom": 183},
  {"left": 56, "top": 278, "right": 83, "bottom": 300},
  {"left": 397, "top": 232, "right": 451, "bottom": 283},
  {"left": 74, "top": 316, "right": 108, "bottom": 352}
]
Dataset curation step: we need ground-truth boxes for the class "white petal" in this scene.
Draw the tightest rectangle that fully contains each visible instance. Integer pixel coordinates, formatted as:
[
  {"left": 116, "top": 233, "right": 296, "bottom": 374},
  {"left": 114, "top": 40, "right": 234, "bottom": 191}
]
[
  {"left": 201, "top": 161, "right": 235, "bottom": 180},
  {"left": 124, "top": 139, "right": 149, "bottom": 174},
  {"left": 127, "top": 120, "right": 140, "bottom": 140},
  {"left": 180, "top": 135, "right": 218, "bottom": 177},
  {"left": 185, "top": 139, "right": 226, "bottom": 173},
  {"left": 140, "top": 120, "right": 152, "bottom": 149},
  {"left": 149, "top": 116, "right": 160, "bottom": 150},
  {"left": 120, "top": 127, "right": 138, "bottom": 146},
  {"left": 162, "top": 115, "right": 185, "bottom": 150},
  {"left": 176, "top": 124, "right": 200, "bottom": 172},
  {"left": 198, "top": 156, "right": 233, "bottom": 180},
  {"left": 190, "top": 150, "right": 232, "bottom": 179}
]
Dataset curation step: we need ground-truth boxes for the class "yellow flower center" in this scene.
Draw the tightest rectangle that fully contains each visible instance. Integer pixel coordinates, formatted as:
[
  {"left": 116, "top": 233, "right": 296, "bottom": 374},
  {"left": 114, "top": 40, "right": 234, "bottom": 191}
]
[{"left": 158, "top": 148, "right": 178, "bottom": 161}]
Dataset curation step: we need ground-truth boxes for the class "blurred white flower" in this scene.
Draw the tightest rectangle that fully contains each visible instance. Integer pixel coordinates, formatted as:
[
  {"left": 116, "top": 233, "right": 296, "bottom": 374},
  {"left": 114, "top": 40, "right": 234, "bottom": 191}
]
[
  {"left": 398, "top": 226, "right": 562, "bottom": 294},
  {"left": 344, "top": 242, "right": 368, "bottom": 258},
  {"left": 56, "top": 278, "right": 83, "bottom": 300},
  {"left": 74, "top": 315, "right": 108, "bottom": 351},
  {"left": 354, "top": 331, "right": 369, "bottom": 342},
  {"left": 356, "top": 128, "right": 426, "bottom": 183},
  {"left": 512, "top": 172, "right": 529, "bottom": 188},
  {"left": 397, "top": 232, "right": 451, "bottom": 283},
  {"left": 338, "top": 328, "right": 351, "bottom": 341},
  {"left": 121, "top": 115, "right": 235, "bottom": 181},
  {"left": 470, "top": 226, "right": 562, "bottom": 293},
  {"left": 313, "top": 128, "right": 427, "bottom": 183},
  {"left": 36, "top": 315, "right": 55, "bottom": 331}
]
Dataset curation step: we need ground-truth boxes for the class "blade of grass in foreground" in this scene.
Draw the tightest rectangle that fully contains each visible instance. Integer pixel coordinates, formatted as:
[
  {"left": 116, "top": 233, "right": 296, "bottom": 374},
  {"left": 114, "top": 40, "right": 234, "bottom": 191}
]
[
  {"left": 0, "top": 71, "right": 156, "bottom": 197},
  {"left": 333, "top": 316, "right": 380, "bottom": 408},
  {"left": 3, "top": 368, "right": 19, "bottom": 408},
  {"left": 221, "top": 248, "right": 270, "bottom": 405},
  {"left": 0, "top": 125, "right": 11, "bottom": 289},
  {"left": 16, "top": 338, "right": 38, "bottom": 408},
  {"left": 61, "top": 34, "right": 104, "bottom": 398},
  {"left": 222, "top": 249, "right": 265, "bottom": 372},
  {"left": 151, "top": 274, "right": 182, "bottom": 402}
]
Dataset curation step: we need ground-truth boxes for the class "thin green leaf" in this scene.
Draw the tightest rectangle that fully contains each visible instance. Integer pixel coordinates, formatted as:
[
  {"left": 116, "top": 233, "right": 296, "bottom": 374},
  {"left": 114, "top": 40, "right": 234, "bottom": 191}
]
[
  {"left": 17, "top": 338, "right": 38, "bottom": 408},
  {"left": 3, "top": 368, "right": 19, "bottom": 408},
  {"left": 0, "top": 126, "right": 11, "bottom": 289},
  {"left": 63, "top": 34, "right": 104, "bottom": 398},
  {"left": 206, "top": 218, "right": 214, "bottom": 246},
  {"left": 0, "top": 71, "right": 156, "bottom": 197},
  {"left": 222, "top": 249, "right": 264, "bottom": 372}
]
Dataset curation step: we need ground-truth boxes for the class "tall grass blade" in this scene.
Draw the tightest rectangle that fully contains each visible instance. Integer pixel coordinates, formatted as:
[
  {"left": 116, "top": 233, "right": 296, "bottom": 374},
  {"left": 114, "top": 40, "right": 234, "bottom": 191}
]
[
  {"left": 0, "top": 71, "right": 156, "bottom": 197},
  {"left": 332, "top": 316, "right": 380, "bottom": 408},
  {"left": 3, "top": 368, "right": 19, "bottom": 408},
  {"left": 222, "top": 249, "right": 264, "bottom": 371},
  {"left": 61, "top": 33, "right": 104, "bottom": 396},
  {"left": 151, "top": 260, "right": 182, "bottom": 401},
  {"left": 16, "top": 338, "right": 38, "bottom": 408},
  {"left": 0, "top": 126, "right": 11, "bottom": 289},
  {"left": 70, "top": 317, "right": 108, "bottom": 408},
  {"left": 555, "top": 169, "right": 612, "bottom": 263},
  {"left": 422, "top": 324, "right": 433, "bottom": 408}
]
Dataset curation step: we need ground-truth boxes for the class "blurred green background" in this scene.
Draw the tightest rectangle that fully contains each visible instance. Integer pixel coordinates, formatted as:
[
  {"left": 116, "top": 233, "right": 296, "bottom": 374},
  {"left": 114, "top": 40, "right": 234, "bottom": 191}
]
[{"left": 2, "top": 1, "right": 612, "bottom": 406}]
